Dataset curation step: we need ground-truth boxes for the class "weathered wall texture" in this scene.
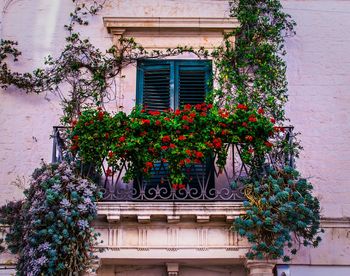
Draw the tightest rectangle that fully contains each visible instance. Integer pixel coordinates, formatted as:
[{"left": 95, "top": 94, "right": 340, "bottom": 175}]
[
  {"left": 0, "top": 0, "right": 350, "bottom": 272},
  {"left": 283, "top": 0, "right": 350, "bottom": 218}
]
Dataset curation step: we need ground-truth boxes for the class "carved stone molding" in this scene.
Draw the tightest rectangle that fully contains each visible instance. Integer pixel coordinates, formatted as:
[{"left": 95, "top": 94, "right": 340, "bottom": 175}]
[
  {"left": 245, "top": 260, "right": 276, "bottom": 276},
  {"left": 103, "top": 17, "right": 239, "bottom": 33},
  {"left": 98, "top": 201, "right": 245, "bottom": 223},
  {"left": 102, "top": 17, "right": 239, "bottom": 49}
]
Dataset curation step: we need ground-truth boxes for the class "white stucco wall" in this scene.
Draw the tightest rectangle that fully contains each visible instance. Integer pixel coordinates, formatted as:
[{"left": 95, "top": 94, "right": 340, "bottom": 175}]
[
  {"left": 283, "top": 0, "right": 350, "bottom": 218},
  {"left": 0, "top": 0, "right": 350, "bottom": 270}
]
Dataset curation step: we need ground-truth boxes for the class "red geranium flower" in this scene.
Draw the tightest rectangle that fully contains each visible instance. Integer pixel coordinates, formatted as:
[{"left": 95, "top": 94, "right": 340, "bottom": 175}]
[
  {"left": 200, "top": 112, "right": 207, "bottom": 117},
  {"left": 161, "top": 145, "right": 168, "bottom": 151},
  {"left": 106, "top": 168, "right": 113, "bottom": 176},
  {"left": 213, "top": 138, "right": 222, "bottom": 149},
  {"left": 185, "top": 158, "right": 191, "bottom": 164},
  {"left": 258, "top": 107, "right": 264, "bottom": 114},
  {"left": 222, "top": 130, "right": 228, "bottom": 135},
  {"left": 149, "top": 111, "right": 160, "bottom": 116},
  {"left": 162, "top": 135, "right": 171, "bottom": 143},
  {"left": 183, "top": 125, "right": 190, "bottom": 130},
  {"left": 97, "top": 111, "right": 104, "bottom": 121},
  {"left": 72, "top": 135, "right": 79, "bottom": 141},
  {"left": 119, "top": 136, "right": 126, "bottom": 142},
  {"left": 245, "top": 135, "right": 253, "bottom": 142},
  {"left": 264, "top": 141, "right": 273, "bottom": 148},
  {"left": 185, "top": 149, "right": 192, "bottom": 156},
  {"left": 248, "top": 148, "right": 254, "bottom": 154},
  {"left": 178, "top": 184, "right": 186, "bottom": 189},
  {"left": 221, "top": 112, "right": 229, "bottom": 118},
  {"left": 145, "top": 162, "right": 153, "bottom": 168},
  {"left": 184, "top": 104, "right": 191, "bottom": 110},
  {"left": 155, "top": 120, "right": 161, "bottom": 126},
  {"left": 141, "top": 119, "right": 150, "bottom": 125},
  {"left": 71, "top": 119, "right": 77, "bottom": 127},
  {"left": 237, "top": 104, "right": 248, "bottom": 110},
  {"left": 178, "top": 135, "right": 186, "bottom": 141},
  {"left": 175, "top": 109, "right": 181, "bottom": 116},
  {"left": 249, "top": 115, "right": 257, "bottom": 122},
  {"left": 242, "top": 122, "right": 248, "bottom": 127},
  {"left": 195, "top": 104, "right": 202, "bottom": 111},
  {"left": 270, "top": 117, "right": 276, "bottom": 124},
  {"left": 195, "top": 151, "right": 204, "bottom": 158},
  {"left": 169, "top": 143, "right": 176, "bottom": 149},
  {"left": 105, "top": 133, "right": 110, "bottom": 139},
  {"left": 70, "top": 144, "right": 78, "bottom": 151}
]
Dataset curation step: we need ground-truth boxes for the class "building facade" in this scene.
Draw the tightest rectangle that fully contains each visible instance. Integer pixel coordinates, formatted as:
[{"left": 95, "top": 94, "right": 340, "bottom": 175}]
[{"left": 0, "top": 0, "right": 350, "bottom": 275}]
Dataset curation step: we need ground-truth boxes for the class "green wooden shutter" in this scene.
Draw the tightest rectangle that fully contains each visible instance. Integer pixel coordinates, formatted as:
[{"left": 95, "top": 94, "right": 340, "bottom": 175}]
[
  {"left": 137, "top": 62, "right": 172, "bottom": 111},
  {"left": 175, "top": 61, "right": 214, "bottom": 195},
  {"left": 175, "top": 61, "right": 211, "bottom": 108}
]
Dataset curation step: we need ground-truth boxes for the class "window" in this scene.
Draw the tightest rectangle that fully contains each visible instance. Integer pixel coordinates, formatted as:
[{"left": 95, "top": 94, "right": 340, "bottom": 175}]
[
  {"left": 136, "top": 60, "right": 212, "bottom": 111},
  {"left": 135, "top": 59, "right": 214, "bottom": 199}
]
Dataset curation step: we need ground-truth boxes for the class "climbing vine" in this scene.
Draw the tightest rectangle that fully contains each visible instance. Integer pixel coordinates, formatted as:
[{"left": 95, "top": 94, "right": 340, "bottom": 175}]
[
  {"left": 0, "top": 1, "right": 206, "bottom": 124},
  {"left": 212, "top": 0, "right": 296, "bottom": 121}
]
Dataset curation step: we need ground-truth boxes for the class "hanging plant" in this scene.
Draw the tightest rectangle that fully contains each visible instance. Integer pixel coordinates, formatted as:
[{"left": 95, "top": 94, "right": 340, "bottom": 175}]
[
  {"left": 234, "top": 166, "right": 322, "bottom": 261},
  {"left": 0, "top": 162, "right": 101, "bottom": 275}
]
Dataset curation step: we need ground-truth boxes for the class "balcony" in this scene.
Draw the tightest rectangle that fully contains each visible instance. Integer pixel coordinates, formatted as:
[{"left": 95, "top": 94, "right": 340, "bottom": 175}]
[{"left": 52, "top": 126, "right": 294, "bottom": 202}]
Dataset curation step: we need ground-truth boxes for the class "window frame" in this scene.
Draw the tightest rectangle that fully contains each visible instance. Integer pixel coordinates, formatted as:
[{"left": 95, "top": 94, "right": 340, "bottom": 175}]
[{"left": 136, "top": 59, "right": 212, "bottom": 110}]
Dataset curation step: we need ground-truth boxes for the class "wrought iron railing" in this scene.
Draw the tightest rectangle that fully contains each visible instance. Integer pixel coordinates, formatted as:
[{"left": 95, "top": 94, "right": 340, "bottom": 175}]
[{"left": 52, "top": 126, "right": 294, "bottom": 201}]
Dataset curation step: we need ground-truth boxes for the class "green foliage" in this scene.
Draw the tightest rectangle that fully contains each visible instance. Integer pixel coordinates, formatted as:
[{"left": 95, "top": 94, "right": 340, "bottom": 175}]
[
  {"left": 234, "top": 167, "right": 323, "bottom": 261},
  {"left": 0, "top": 162, "right": 101, "bottom": 275},
  {"left": 0, "top": 200, "right": 24, "bottom": 254},
  {"left": 70, "top": 104, "right": 274, "bottom": 187},
  {"left": 212, "top": 0, "right": 296, "bottom": 121}
]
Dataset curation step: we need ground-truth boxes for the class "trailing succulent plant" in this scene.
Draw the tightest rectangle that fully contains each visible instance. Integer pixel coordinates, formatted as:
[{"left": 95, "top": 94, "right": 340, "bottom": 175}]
[
  {"left": 234, "top": 166, "right": 323, "bottom": 261},
  {"left": 0, "top": 162, "right": 101, "bottom": 275}
]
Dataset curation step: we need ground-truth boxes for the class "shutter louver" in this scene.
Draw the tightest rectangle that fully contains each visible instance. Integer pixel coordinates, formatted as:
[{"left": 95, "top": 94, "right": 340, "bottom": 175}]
[
  {"left": 178, "top": 65, "right": 207, "bottom": 106},
  {"left": 142, "top": 66, "right": 171, "bottom": 111}
]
